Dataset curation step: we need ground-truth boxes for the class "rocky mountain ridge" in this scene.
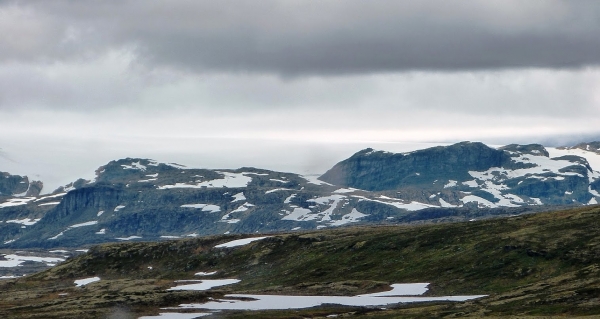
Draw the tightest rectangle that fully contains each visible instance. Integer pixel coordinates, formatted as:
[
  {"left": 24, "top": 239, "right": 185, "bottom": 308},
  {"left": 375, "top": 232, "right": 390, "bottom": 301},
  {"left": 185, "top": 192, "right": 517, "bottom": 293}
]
[{"left": 1, "top": 141, "right": 599, "bottom": 248}]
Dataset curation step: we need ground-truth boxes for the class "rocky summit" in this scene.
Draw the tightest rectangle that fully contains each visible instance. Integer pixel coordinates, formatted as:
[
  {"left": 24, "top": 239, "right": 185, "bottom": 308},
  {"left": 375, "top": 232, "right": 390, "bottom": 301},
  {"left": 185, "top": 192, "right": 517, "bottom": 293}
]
[
  {"left": 0, "top": 141, "right": 599, "bottom": 249},
  {"left": 320, "top": 141, "right": 600, "bottom": 207}
]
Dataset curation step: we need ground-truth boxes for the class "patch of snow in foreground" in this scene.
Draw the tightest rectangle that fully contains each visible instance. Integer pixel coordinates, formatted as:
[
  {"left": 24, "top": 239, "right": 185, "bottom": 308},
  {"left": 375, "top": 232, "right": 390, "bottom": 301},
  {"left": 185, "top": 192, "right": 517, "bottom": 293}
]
[
  {"left": 0, "top": 254, "right": 65, "bottom": 268},
  {"left": 96, "top": 229, "right": 106, "bottom": 235},
  {"left": 167, "top": 279, "right": 241, "bottom": 291},
  {"left": 173, "top": 283, "right": 486, "bottom": 311},
  {"left": 74, "top": 276, "right": 100, "bottom": 287},
  {"left": 357, "top": 283, "right": 429, "bottom": 297},
  {"left": 116, "top": 236, "right": 142, "bottom": 241},
  {"left": 195, "top": 271, "right": 217, "bottom": 276},
  {"left": 114, "top": 205, "right": 126, "bottom": 212},
  {"left": 214, "top": 237, "right": 270, "bottom": 248},
  {"left": 139, "top": 313, "right": 210, "bottom": 319}
]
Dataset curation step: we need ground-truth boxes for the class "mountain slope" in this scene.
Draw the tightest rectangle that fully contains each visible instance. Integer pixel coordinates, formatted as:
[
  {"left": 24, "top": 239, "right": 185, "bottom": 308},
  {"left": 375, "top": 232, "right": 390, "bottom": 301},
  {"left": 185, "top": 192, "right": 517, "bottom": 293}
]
[
  {"left": 1, "top": 205, "right": 599, "bottom": 318},
  {"left": 2, "top": 141, "right": 600, "bottom": 249},
  {"left": 320, "top": 141, "right": 600, "bottom": 207}
]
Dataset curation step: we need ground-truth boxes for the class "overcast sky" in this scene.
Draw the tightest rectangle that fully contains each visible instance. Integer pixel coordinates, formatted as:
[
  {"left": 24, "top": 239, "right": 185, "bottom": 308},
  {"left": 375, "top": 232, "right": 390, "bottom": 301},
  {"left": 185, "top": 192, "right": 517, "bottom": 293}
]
[{"left": 1, "top": 0, "right": 600, "bottom": 192}]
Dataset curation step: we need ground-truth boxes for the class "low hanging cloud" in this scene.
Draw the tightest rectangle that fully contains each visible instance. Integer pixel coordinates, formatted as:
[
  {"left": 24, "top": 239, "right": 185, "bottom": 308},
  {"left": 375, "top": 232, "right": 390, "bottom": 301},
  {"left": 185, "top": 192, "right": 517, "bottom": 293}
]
[{"left": 1, "top": 0, "right": 600, "bottom": 76}]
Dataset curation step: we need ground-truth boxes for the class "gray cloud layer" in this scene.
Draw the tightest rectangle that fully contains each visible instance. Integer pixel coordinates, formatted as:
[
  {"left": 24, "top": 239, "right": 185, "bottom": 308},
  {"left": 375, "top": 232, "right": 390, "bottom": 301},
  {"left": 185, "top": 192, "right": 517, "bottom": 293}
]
[{"left": 2, "top": 0, "right": 600, "bottom": 76}]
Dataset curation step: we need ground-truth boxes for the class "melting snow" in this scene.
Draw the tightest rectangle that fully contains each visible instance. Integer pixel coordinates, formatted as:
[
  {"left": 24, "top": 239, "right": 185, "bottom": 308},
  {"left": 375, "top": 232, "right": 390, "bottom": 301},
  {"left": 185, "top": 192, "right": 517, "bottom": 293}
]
[
  {"left": 114, "top": 205, "right": 126, "bottom": 212},
  {"left": 158, "top": 172, "right": 253, "bottom": 189},
  {"left": 281, "top": 207, "right": 314, "bottom": 221},
  {"left": 116, "top": 236, "right": 142, "bottom": 241},
  {"left": 462, "top": 180, "right": 478, "bottom": 187},
  {"left": 172, "top": 283, "right": 485, "bottom": 311},
  {"left": 48, "top": 232, "right": 64, "bottom": 240},
  {"left": 301, "top": 175, "right": 332, "bottom": 186},
  {"left": 0, "top": 197, "right": 35, "bottom": 208},
  {"left": 265, "top": 188, "right": 293, "bottom": 194},
  {"left": 0, "top": 254, "right": 65, "bottom": 268},
  {"left": 306, "top": 195, "right": 347, "bottom": 222},
  {"left": 333, "top": 188, "right": 358, "bottom": 194},
  {"left": 121, "top": 161, "right": 147, "bottom": 171},
  {"left": 439, "top": 198, "right": 456, "bottom": 208},
  {"left": 329, "top": 208, "right": 369, "bottom": 226},
  {"left": 96, "top": 229, "right": 106, "bottom": 235},
  {"left": 195, "top": 271, "right": 217, "bottom": 276},
  {"left": 97, "top": 210, "right": 104, "bottom": 216},
  {"left": 231, "top": 192, "right": 246, "bottom": 202},
  {"left": 180, "top": 204, "right": 221, "bottom": 213},
  {"left": 444, "top": 180, "right": 458, "bottom": 188},
  {"left": 68, "top": 221, "right": 98, "bottom": 228},
  {"left": 38, "top": 201, "right": 60, "bottom": 206},
  {"left": 352, "top": 195, "right": 438, "bottom": 211},
  {"left": 461, "top": 195, "right": 497, "bottom": 208},
  {"left": 74, "top": 277, "right": 100, "bottom": 287},
  {"left": 6, "top": 218, "right": 41, "bottom": 226},
  {"left": 168, "top": 279, "right": 241, "bottom": 291},
  {"left": 139, "top": 313, "right": 210, "bottom": 319},
  {"left": 284, "top": 194, "right": 296, "bottom": 204},
  {"left": 214, "top": 237, "right": 270, "bottom": 248},
  {"left": 33, "top": 193, "right": 66, "bottom": 202}
]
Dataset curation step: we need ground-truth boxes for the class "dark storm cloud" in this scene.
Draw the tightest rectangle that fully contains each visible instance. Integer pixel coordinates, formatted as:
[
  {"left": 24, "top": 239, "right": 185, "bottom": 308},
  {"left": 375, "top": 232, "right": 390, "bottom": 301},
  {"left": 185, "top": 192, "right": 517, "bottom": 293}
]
[{"left": 2, "top": 0, "right": 600, "bottom": 76}]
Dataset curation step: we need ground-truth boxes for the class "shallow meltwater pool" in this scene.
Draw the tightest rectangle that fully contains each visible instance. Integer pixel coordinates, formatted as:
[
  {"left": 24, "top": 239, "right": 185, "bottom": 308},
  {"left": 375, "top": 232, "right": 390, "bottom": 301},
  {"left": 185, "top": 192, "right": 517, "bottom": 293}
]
[{"left": 160, "top": 282, "right": 486, "bottom": 314}]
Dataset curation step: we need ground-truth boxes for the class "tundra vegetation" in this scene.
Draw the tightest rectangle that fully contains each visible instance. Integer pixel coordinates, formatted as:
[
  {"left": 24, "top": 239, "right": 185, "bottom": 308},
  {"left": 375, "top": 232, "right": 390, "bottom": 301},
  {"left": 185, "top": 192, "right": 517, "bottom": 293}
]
[{"left": 0, "top": 205, "right": 598, "bottom": 318}]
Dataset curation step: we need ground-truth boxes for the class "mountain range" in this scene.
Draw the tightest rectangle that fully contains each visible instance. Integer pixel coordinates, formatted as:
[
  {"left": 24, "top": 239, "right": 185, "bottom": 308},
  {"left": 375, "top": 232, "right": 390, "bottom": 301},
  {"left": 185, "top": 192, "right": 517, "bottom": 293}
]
[{"left": 1, "top": 141, "right": 599, "bottom": 248}]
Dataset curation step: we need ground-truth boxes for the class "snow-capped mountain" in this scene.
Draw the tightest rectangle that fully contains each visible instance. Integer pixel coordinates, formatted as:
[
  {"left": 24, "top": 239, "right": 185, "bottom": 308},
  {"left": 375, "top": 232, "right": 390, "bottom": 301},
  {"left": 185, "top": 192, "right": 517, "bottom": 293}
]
[
  {"left": 1, "top": 141, "right": 599, "bottom": 248},
  {"left": 320, "top": 142, "right": 600, "bottom": 208}
]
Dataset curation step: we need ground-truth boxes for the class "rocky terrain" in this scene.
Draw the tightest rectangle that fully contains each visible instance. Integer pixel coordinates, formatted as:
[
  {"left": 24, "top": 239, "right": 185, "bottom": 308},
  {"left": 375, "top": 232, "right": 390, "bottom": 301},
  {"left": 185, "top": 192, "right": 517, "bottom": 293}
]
[
  {"left": 0, "top": 205, "right": 598, "bottom": 318},
  {"left": 0, "top": 141, "right": 598, "bottom": 250}
]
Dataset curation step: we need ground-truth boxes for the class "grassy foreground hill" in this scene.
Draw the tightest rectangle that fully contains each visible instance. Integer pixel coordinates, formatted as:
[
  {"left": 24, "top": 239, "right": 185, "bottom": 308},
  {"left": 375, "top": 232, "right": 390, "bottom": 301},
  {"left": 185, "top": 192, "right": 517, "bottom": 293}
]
[{"left": 0, "top": 206, "right": 599, "bottom": 318}]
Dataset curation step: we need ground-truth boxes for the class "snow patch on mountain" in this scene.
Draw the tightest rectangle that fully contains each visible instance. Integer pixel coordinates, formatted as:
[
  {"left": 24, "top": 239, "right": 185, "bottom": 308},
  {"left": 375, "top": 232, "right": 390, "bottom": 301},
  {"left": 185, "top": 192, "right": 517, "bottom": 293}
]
[
  {"left": 180, "top": 204, "right": 221, "bottom": 213},
  {"left": 158, "top": 172, "right": 253, "bottom": 189}
]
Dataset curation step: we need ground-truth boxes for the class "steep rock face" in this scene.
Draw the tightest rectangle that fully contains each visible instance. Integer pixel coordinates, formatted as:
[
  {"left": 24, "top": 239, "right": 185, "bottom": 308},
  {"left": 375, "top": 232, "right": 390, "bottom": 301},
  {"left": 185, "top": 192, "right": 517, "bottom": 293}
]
[
  {"left": 320, "top": 142, "right": 600, "bottom": 206},
  {"left": 0, "top": 172, "right": 30, "bottom": 196},
  {"left": 320, "top": 142, "right": 510, "bottom": 191}
]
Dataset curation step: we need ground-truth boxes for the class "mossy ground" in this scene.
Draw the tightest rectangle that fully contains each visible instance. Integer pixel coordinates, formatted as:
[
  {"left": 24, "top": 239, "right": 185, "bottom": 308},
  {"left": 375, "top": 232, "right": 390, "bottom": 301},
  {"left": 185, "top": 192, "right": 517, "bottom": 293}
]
[{"left": 0, "top": 205, "right": 599, "bottom": 318}]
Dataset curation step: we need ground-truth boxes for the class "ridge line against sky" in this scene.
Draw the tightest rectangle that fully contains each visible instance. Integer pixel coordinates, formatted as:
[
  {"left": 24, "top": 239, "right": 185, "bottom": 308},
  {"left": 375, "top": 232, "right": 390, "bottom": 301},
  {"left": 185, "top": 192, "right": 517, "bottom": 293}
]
[{"left": 0, "top": 0, "right": 599, "bottom": 191}]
